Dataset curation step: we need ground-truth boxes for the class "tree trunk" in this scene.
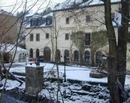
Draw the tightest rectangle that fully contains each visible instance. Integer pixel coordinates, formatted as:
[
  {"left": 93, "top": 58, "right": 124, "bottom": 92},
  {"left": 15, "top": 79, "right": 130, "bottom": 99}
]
[
  {"left": 108, "top": 57, "right": 120, "bottom": 103},
  {"left": 117, "top": 27, "right": 127, "bottom": 86},
  {"left": 91, "top": 49, "right": 96, "bottom": 66},
  {"left": 116, "top": 0, "right": 129, "bottom": 101},
  {"left": 79, "top": 48, "right": 85, "bottom": 65},
  {"left": 104, "top": 0, "right": 119, "bottom": 102},
  {"left": 104, "top": 0, "right": 129, "bottom": 102}
]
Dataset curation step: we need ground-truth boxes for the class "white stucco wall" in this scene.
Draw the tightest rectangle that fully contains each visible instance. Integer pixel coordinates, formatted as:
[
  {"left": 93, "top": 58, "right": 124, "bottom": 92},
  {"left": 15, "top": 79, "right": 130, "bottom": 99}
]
[
  {"left": 25, "top": 27, "right": 53, "bottom": 59},
  {"left": 25, "top": 3, "right": 130, "bottom": 70},
  {"left": 53, "top": 3, "right": 120, "bottom": 62}
]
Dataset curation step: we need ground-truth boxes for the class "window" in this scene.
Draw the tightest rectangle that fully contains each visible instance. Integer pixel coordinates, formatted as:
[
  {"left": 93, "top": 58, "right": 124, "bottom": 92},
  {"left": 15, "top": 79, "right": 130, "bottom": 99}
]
[
  {"left": 64, "top": 50, "right": 69, "bottom": 63},
  {"left": 30, "top": 48, "right": 33, "bottom": 58},
  {"left": 36, "top": 49, "right": 39, "bottom": 58},
  {"left": 65, "top": 33, "right": 69, "bottom": 40},
  {"left": 46, "top": 33, "right": 49, "bottom": 39},
  {"left": 30, "top": 18, "right": 39, "bottom": 26},
  {"left": 46, "top": 17, "right": 52, "bottom": 25},
  {"left": 85, "top": 51, "right": 90, "bottom": 63},
  {"left": 66, "top": 18, "right": 69, "bottom": 24},
  {"left": 36, "top": 33, "right": 40, "bottom": 41},
  {"left": 74, "top": 50, "right": 79, "bottom": 62},
  {"left": 30, "top": 34, "right": 33, "bottom": 41},
  {"left": 86, "top": 15, "right": 91, "bottom": 22},
  {"left": 46, "top": 19, "right": 50, "bottom": 25},
  {"left": 85, "top": 33, "right": 90, "bottom": 45}
]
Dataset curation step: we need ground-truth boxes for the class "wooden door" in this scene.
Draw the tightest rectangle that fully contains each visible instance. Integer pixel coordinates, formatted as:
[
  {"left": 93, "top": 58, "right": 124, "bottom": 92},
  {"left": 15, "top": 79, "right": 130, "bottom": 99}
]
[{"left": 44, "top": 47, "right": 51, "bottom": 61}]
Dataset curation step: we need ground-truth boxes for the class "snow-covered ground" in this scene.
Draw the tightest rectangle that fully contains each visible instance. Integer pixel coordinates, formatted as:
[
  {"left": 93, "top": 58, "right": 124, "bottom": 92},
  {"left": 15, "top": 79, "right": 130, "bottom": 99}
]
[
  {"left": 1, "top": 62, "right": 130, "bottom": 103},
  {"left": 8, "top": 62, "right": 130, "bottom": 85}
]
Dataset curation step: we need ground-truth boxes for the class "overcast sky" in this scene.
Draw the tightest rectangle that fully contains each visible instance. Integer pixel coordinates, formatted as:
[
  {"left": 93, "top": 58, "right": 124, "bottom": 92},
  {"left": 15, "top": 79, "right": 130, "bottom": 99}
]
[{"left": 0, "top": 0, "right": 65, "bottom": 14}]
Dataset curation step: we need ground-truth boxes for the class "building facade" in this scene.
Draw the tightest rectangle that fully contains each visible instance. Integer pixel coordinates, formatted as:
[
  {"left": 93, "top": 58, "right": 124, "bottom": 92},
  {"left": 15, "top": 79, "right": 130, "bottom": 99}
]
[
  {"left": 0, "top": 10, "right": 18, "bottom": 44},
  {"left": 25, "top": 2, "right": 130, "bottom": 69},
  {"left": 25, "top": 13, "right": 53, "bottom": 62}
]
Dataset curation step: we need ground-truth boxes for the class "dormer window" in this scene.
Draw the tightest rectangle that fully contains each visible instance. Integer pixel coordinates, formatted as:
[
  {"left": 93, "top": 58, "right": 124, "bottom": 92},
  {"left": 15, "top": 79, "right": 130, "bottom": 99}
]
[
  {"left": 46, "top": 19, "right": 50, "bottom": 25},
  {"left": 30, "top": 18, "right": 39, "bottom": 26},
  {"left": 46, "top": 17, "right": 52, "bottom": 25}
]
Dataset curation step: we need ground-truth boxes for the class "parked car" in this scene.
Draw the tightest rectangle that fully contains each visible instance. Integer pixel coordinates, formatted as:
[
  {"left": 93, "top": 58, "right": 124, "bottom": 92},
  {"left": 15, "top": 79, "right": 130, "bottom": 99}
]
[{"left": 37, "top": 56, "right": 44, "bottom": 62}]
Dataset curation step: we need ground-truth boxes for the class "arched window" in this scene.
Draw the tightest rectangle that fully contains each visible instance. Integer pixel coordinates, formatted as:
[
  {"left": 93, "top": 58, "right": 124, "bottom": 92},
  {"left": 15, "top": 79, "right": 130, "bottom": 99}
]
[
  {"left": 74, "top": 50, "right": 79, "bottom": 61},
  {"left": 96, "top": 51, "right": 102, "bottom": 64},
  {"left": 36, "top": 49, "right": 39, "bottom": 58},
  {"left": 30, "top": 48, "right": 33, "bottom": 58},
  {"left": 85, "top": 51, "right": 90, "bottom": 63},
  {"left": 64, "top": 50, "right": 69, "bottom": 63}
]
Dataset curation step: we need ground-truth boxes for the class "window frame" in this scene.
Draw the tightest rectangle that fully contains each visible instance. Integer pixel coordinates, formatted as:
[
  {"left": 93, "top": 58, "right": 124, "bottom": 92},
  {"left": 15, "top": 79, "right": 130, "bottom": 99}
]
[
  {"left": 86, "top": 15, "right": 91, "bottom": 22},
  {"left": 65, "top": 33, "right": 69, "bottom": 40},
  {"left": 30, "top": 48, "right": 33, "bottom": 58},
  {"left": 36, "top": 33, "right": 40, "bottom": 41},
  {"left": 30, "top": 33, "right": 33, "bottom": 41},
  {"left": 66, "top": 18, "right": 69, "bottom": 24},
  {"left": 46, "top": 33, "right": 49, "bottom": 39},
  {"left": 36, "top": 49, "right": 39, "bottom": 58},
  {"left": 84, "top": 51, "right": 90, "bottom": 63},
  {"left": 85, "top": 33, "right": 90, "bottom": 45},
  {"left": 74, "top": 50, "right": 79, "bottom": 62}
]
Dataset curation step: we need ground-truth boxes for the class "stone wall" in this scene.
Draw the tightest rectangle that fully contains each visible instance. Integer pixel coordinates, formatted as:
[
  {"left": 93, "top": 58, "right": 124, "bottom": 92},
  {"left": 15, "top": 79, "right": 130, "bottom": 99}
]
[{"left": 25, "top": 65, "right": 44, "bottom": 95}]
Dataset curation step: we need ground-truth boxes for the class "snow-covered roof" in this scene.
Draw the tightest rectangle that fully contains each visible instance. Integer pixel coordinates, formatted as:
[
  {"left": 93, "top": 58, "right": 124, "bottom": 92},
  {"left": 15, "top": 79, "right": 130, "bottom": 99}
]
[
  {"left": 24, "top": 12, "right": 53, "bottom": 28},
  {"left": 25, "top": 13, "right": 35, "bottom": 18},
  {"left": 43, "top": 12, "right": 53, "bottom": 18},
  {"left": 25, "top": 12, "right": 53, "bottom": 19},
  {"left": 0, "top": 9, "right": 13, "bottom": 16},
  {"left": 0, "top": 44, "right": 27, "bottom": 53},
  {"left": 32, "top": 14, "right": 42, "bottom": 19},
  {"left": 53, "top": 0, "right": 121, "bottom": 10}
]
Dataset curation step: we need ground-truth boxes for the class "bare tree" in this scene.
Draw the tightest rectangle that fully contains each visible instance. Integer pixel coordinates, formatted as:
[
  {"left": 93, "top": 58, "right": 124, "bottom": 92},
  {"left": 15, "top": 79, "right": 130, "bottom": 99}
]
[
  {"left": 0, "top": 0, "right": 53, "bottom": 102},
  {"left": 53, "top": 12, "right": 66, "bottom": 103}
]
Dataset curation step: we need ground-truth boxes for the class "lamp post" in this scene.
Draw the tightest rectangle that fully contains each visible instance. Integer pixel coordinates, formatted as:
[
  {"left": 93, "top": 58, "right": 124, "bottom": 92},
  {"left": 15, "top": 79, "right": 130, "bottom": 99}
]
[
  {"left": 25, "top": 53, "right": 29, "bottom": 65},
  {"left": 64, "top": 56, "right": 66, "bottom": 82}
]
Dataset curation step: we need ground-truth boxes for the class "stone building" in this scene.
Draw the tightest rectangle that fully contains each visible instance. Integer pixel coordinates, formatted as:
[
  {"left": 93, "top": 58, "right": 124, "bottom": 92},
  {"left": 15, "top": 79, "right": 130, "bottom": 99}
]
[
  {"left": 0, "top": 10, "right": 18, "bottom": 44},
  {"left": 25, "top": 1, "right": 130, "bottom": 69}
]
